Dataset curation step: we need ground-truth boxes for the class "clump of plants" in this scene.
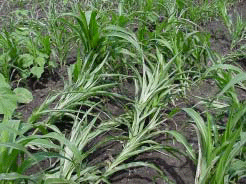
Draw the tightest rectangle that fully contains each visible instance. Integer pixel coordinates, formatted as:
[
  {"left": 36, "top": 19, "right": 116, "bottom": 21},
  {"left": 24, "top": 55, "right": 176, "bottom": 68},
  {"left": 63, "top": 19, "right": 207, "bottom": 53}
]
[{"left": 0, "top": 0, "right": 246, "bottom": 184}]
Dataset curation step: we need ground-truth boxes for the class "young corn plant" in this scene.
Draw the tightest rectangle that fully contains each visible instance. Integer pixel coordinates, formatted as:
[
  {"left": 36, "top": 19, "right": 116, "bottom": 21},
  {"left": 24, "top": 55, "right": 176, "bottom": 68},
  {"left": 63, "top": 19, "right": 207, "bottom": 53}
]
[
  {"left": 205, "top": 63, "right": 246, "bottom": 106},
  {"left": 0, "top": 74, "right": 63, "bottom": 184},
  {"left": 28, "top": 52, "right": 116, "bottom": 125},
  {"left": 0, "top": 118, "right": 69, "bottom": 184},
  {"left": 183, "top": 64, "right": 246, "bottom": 183},
  {"left": 184, "top": 103, "right": 246, "bottom": 184},
  {"left": 95, "top": 49, "right": 195, "bottom": 183},
  {"left": 59, "top": 9, "right": 106, "bottom": 59},
  {"left": 151, "top": 1, "right": 210, "bottom": 83},
  {"left": 155, "top": 25, "right": 210, "bottom": 90},
  {"left": 218, "top": 0, "right": 246, "bottom": 50},
  {"left": 175, "top": 0, "right": 219, "bottom": 23},
  {"left": 104, "top": 25, "right": 144, "bottom": 74},
  {"left": 41, "top": 107, "right": 119, "bottom": 184}
]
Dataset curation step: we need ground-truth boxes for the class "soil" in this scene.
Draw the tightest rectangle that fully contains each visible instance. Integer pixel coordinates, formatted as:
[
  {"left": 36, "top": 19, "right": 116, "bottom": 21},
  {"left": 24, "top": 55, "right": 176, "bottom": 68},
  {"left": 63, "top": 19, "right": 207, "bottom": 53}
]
[
  {"left": 1, "top": 1, "right": 246, "bottom": 184},
  {"left": 16, "top": 68, "right": 66, "bottom": 121}
]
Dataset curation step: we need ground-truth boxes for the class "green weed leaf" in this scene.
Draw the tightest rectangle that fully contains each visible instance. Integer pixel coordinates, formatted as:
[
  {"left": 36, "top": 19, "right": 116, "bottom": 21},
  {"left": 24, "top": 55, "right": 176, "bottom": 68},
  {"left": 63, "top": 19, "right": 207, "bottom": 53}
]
[
  {"left": 35, "top": 56, "right": 46, "bottom": 67},
  {"left": 13, "top": 88, "right": 33, "bottom": 104},
  {"left": 31, "top": 66, "right": 44, "bottom": 78},
  {"left": 0, "top": 87, "right": 17, "bottom": 116},
  {"left": 0, "top": 74, "right": 10, "bottom": 88},
  {"left": 20, "top": 54, "right": 34, "bottom": 68}
]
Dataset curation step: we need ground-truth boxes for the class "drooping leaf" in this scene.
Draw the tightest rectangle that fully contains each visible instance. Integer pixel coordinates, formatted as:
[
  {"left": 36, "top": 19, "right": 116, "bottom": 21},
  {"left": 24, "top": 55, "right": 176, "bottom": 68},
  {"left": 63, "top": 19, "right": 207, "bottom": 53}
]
[
  {"left": 18, "top": 152, "right": 71, "bottom": 173},
  {"left": 217, "top": 72, "right": 246, "bottom": 98},
  {"left": 26, "top": 139, "right": 61, "bottom": 150},
  {"left": 44, "top": 178, "right": 77, "bottom": 184},
  {"left": 165, "top": 130, "right": 196, "bottom": 160},
  {"left": 0, "top": 172, "right": 34, "bottom": 181}
]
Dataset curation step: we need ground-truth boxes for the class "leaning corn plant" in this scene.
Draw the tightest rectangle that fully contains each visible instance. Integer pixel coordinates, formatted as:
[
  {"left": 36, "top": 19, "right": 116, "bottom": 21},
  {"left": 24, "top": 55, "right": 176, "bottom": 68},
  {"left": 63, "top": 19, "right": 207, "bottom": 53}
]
[
  {"left": 95, "top": 48, "right": 195, "bottom": 183},
  {"left": 28, "top": 52, "right": 118, "bottom": 126},
  {"left": 41, "top": 106, "right": 120, "bottom": 184}
]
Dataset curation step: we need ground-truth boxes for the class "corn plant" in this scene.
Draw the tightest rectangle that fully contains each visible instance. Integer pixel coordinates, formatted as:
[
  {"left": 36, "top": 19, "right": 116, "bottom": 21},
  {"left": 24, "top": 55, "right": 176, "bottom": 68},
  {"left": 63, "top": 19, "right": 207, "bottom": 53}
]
[
  {"left": 2, "top": 1, "right": 246, "bottom": 184},
  {"left": 0, "top": 112, "right": 85, "bottom": 184},
  {"left": 0, "top": 74, "right": 59, "bottom": 184},
  {"left": 181, "top": 63, "right": 246, "bottom": 183},
  {"left": 59, "top": 9, "right": 106, "bottom": 59},
  {"left": 155, "top": 26, "right": 210, "bottom": 90},
  {"left": 184, "top": 104, "right": 246, "bottom": 184},
  {"left": 205, "top": 63, "right": 246, "bottom": 107},
  {"left": 0, "top": 119, "right": 62, "bottom": 184},
  {"left": 0, "top": 53, "right": 119, "bottom": 184},
  {"left": 104, "top": 25, "right": 144, "bottom": 74},
  {"left": 218, "top": 0, "right": 246, "bottom": 50},
  {"left": 27, "top": 52, "right": 117, "bottom": 125},
  {"left": 41, "top": 107, "right": 119, "bottom": 184},
  {"left": 94, "top": 49, "right": 195, "bottom": 183},
  {"left": 175, "top": 0, "right": 220, "bottom": 23}
]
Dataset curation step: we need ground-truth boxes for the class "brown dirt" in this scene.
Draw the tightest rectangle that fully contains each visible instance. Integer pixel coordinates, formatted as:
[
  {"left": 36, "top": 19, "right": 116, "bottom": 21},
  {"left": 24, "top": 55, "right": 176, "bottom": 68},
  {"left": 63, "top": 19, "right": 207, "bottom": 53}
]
[
  {"left": 16, "top": 68, "right": 66, "bottom": 122},
  {"left": 206, "top": 1, "right": 246, "bottom": 56}
]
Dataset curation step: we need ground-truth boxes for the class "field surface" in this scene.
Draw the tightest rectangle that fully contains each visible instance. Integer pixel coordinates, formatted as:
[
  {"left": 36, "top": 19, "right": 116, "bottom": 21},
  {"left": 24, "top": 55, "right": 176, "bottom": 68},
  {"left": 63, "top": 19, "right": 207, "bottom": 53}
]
[{"left": 1, "top": 0, "right": 246, "bottom": 184}]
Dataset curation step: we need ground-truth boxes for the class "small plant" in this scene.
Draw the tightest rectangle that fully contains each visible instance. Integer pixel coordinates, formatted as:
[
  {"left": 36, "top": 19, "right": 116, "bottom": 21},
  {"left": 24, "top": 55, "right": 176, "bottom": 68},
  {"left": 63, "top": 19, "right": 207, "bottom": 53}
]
[
  {"left": 0, "top": 25, "right": 53, "bottom": 81},
  {"left": 218, "top": 0, "right": 246, "bottom": 50},
  {"left": 0, "top": 73, "right": 33, "bottom": 118},
  {"left": 183, "top": 64, "right": 246, "bottom": 183},
  {"left": 59, "top": 9, "right": 106, "bottom": 59},
  {"left": 184, "top": 105, "right": 246, "bottom": 184},
  {"left": 12, "top": 27, "right": 52, "bottom": 79}
]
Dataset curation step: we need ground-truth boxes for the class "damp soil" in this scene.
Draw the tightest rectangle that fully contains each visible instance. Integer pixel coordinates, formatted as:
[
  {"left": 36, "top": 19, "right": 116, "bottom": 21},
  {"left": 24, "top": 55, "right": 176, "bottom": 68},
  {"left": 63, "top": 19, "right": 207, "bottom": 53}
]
[
  {"left": 15, "top": 67, "right": 66, "bottom": 122},
  {"left": 2, "top": 1, "right": 246, "bottom": 184}
]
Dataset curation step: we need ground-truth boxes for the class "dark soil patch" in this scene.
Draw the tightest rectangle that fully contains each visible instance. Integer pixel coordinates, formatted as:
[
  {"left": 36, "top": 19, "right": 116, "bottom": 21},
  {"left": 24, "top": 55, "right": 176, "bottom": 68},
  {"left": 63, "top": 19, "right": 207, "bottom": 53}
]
[
  {"left": 205, "top": 1, "right": 246, "bottom": 56},
  {"left": 207, "top": 19, "right": 231, "bottom": 55},
  {"left": 234, "top": 1, "right": 246, "bottom": 20},
  {"left": 111, "top": 151, "right": 195, "bottom": 184},
  {"left": 16, "top": 67, "right": 66, "bottom": 122}
]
